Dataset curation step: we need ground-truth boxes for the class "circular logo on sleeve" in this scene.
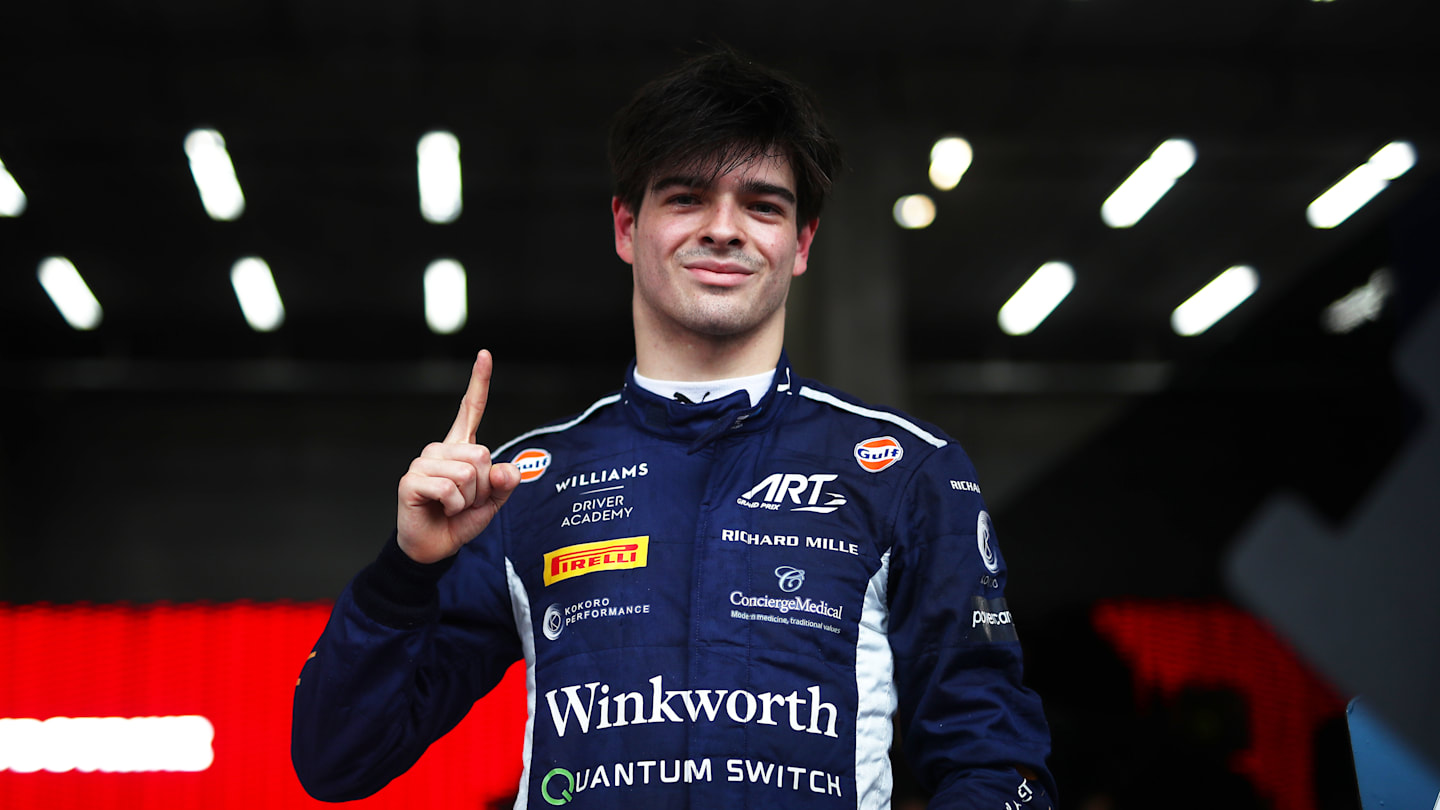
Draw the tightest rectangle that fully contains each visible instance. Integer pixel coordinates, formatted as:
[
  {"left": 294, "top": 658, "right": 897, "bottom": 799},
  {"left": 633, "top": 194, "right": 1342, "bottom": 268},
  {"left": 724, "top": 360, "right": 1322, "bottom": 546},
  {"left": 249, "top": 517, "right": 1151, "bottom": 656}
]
[{"left": 977, "top": 510, "right": 1000, "bottom": 574}]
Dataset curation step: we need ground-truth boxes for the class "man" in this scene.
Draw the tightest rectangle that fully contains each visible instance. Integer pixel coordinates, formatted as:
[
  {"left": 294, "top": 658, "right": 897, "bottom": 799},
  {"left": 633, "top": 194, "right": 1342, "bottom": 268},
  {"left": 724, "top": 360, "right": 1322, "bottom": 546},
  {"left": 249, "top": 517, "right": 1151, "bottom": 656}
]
[{"left": 293, "top": 49, "right": 1055, "bottom": 809}]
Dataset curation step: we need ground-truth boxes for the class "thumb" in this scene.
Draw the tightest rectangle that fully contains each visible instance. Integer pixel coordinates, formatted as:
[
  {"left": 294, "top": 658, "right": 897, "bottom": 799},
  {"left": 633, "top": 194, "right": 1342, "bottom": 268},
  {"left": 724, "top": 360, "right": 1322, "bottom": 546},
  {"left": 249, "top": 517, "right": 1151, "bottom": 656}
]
[{"left": 487, "top": 462, "right": 521, "bottom": 510}]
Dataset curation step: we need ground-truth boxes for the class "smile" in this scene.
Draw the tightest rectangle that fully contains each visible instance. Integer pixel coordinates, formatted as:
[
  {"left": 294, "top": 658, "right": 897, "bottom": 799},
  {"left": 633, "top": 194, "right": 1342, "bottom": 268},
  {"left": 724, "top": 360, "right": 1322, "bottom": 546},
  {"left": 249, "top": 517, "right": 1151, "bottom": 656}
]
[
  {"left": 685, "top": 262, "right": 756, "bottom": 287},
  {"left": 682, "top": 265, "right": 754, "bottom": 286}
]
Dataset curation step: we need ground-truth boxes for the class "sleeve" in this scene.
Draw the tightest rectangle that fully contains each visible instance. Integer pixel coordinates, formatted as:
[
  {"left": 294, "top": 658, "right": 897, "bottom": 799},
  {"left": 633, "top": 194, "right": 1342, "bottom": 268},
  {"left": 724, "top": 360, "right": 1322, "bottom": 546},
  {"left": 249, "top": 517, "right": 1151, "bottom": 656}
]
[
  {"left": 886, "top": 442, "right": 1057, "bottom": 809},
  {"left": 290, "top": 528, "right": 523, "bottom": 802}
]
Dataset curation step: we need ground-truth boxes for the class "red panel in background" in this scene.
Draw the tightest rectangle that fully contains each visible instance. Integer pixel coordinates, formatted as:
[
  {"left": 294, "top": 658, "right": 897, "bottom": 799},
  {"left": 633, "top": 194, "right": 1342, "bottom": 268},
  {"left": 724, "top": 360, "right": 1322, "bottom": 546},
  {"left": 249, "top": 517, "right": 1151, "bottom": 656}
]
[
  {"left": 1093, "top": 599, "right": 1345, "bottom": 810},
  {"left": 2, "top": 598, "right": 1348, "bottom": 808},
  {"left": 0, "top": 602, "right": 527, "bottom": 809}
]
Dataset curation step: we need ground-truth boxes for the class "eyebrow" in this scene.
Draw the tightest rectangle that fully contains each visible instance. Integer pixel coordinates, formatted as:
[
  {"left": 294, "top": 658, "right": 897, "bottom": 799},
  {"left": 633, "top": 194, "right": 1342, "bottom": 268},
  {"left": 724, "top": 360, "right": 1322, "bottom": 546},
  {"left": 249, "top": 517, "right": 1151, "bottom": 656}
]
[{"left": 651, "top": 175, "right": 797, "bottom": 207}]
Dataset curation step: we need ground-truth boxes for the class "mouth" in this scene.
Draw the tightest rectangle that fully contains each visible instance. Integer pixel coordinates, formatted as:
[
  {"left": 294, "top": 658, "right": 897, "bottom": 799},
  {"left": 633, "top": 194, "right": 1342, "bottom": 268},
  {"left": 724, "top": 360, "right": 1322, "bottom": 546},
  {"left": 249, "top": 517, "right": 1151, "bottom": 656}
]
[{"left": 684, "top": 260, "right": 756, "bottom": 288}]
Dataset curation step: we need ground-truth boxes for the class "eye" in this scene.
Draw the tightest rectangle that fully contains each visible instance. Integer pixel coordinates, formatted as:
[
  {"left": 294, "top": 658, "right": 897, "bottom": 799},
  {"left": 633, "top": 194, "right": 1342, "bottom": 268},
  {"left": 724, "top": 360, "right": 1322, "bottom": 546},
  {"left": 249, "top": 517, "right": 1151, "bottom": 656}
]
[
  {"left": 668, "top": 192, "right": 701, "bottom": 206},
  {"left": 751, "top": 200, "right": 789, "bottom": 217}
]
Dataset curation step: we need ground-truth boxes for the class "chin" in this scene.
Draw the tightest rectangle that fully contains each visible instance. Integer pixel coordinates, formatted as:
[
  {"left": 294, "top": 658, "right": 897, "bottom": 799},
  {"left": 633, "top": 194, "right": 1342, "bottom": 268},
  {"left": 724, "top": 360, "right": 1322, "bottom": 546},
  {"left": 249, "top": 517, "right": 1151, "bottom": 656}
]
[{"left": 684, "top": 321, "right": 751, "bottom": 340}]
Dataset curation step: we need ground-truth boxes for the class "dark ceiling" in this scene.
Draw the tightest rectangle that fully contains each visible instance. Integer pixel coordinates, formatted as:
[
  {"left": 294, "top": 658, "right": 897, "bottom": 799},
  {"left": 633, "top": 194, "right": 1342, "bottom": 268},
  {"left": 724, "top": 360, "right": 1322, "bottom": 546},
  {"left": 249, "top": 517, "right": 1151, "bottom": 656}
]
[{"left": 1, "top": 0, "right": 1436, "bottom": 386}]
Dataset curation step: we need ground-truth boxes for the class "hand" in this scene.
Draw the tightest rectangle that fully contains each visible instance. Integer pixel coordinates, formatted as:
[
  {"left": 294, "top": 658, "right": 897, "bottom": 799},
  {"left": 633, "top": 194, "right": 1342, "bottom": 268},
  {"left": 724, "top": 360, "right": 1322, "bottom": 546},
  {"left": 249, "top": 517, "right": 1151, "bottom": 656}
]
[{"left": 396, "top": 350, "right": 520, "bottom": 564}]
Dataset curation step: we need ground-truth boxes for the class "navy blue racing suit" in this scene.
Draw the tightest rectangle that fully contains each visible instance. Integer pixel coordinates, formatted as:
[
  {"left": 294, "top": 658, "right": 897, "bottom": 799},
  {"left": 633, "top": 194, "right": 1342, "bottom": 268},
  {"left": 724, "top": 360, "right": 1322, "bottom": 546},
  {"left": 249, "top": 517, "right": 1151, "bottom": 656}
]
[{"left": 292, "top": 355, "right": 1055, "bottom": 808}]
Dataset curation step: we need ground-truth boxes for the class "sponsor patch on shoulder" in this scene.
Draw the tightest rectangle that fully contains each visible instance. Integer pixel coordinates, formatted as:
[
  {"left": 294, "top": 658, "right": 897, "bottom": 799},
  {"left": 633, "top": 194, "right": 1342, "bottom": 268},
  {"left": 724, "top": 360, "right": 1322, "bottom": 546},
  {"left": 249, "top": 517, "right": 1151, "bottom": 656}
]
[
  {"left": 970, "top": 595, "right": 1019, "bottom": 643},
  {"left": 977, "top": 510, "right": 1000, "bottom": 574},
  {"left": 512, "top": 448, "right": 552, "bottom": 482},
  {"left": 854, "top": 436, "right": 903, "bottom": 473}
]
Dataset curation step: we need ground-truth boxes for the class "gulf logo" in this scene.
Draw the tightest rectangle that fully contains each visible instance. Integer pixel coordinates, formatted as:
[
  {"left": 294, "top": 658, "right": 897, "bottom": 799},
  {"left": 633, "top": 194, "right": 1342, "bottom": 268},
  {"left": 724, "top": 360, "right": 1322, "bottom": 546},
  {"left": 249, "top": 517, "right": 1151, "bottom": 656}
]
[
  {"left": 513, "top": 448, "right": 552, "bottom": 483},
  {"left": 854, "top": 436, "right": 904, "bottom": 473}
]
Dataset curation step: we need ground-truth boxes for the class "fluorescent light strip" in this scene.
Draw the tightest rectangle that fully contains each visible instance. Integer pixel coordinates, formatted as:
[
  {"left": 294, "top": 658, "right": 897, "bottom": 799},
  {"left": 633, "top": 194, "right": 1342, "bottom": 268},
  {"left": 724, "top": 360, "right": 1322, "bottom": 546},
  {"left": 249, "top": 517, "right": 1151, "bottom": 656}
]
[
  {"left": 929, "top": 136, "right": 973, "bottom": 191},
  {"left": 0, "top": 716, "right": 214, "bottom": 773},
  {"left": 1306, "top": 141, "right": 1416, "bottom": 229},
  {"left": 230, "top": 257, "right": 285, "bottom": 332},
  {"left": 418, "top": 131, "right": 463, "bottom": 224},
  {"left": 184, "top": 129, "right": 245, "bottom": 221},
  {"left": 1101, "top": 138, "right": 1196, "bottom": 228},
  {"left": 1172, "top": 265, "right": 1258, "bottom": 336},
  {"left": 998, "top": 261, "right": 1075, "bottom": 336},
  {"left": 892, "top": 194, "right": 936, "bottom": 229},
  {"left": 0, "top": 156, "right": 27, "bottom": 217},
  {"left": 37, "top": 256, "right": 103, "bottom": 330},
  {"left": 424, "top": 259, "right": 468, "bottom": 334},
  {"left": 1322, "top": 269, "right": 1392, "bottom": 334}
]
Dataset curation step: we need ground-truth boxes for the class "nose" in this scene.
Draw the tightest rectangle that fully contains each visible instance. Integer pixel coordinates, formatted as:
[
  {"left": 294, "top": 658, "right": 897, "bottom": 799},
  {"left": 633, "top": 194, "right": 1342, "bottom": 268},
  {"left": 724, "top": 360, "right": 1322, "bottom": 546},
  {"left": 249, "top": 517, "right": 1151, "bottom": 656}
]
[{"left": 700, "top": 198, "right": 744, "bottom": 248}]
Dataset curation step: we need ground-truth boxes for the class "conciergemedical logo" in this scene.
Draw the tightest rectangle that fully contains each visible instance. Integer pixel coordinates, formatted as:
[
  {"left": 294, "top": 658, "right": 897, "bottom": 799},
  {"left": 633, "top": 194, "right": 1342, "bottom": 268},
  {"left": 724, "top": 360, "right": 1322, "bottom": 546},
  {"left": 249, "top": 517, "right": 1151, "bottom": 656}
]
[{"left": 774, "top": 566, "right": 805, "bottom": 593}]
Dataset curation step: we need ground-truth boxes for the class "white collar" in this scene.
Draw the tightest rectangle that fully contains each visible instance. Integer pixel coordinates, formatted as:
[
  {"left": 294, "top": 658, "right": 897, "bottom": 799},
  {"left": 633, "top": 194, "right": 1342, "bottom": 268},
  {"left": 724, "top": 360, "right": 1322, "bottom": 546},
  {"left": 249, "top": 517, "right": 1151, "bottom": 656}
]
[{"left": 632, "top": 368, "right": 776, "bottom": 408}]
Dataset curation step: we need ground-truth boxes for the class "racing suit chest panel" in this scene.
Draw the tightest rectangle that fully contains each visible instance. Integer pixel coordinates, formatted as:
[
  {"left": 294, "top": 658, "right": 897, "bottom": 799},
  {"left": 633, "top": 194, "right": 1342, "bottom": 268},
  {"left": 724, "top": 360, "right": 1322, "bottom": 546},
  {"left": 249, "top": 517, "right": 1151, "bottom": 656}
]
[
  {"left": 675, "top": 422, "right": 907, "bottom": 800},
  {"left": 506, "top": 439, "right": 710, "bottom": 663},
  {"left": 492, "top": 387, "right": 926, "bottom": 808},
  {"left": 694, "top": 438, "right": 893, "bottom": 662}
]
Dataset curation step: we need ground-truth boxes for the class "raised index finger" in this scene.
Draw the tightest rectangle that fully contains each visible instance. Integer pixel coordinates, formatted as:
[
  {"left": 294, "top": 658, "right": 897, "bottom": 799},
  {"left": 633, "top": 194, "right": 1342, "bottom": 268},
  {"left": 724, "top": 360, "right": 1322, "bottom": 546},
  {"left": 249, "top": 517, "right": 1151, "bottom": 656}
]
[{"left": 444, "top": 350, "right": 493, "bottom": 444}]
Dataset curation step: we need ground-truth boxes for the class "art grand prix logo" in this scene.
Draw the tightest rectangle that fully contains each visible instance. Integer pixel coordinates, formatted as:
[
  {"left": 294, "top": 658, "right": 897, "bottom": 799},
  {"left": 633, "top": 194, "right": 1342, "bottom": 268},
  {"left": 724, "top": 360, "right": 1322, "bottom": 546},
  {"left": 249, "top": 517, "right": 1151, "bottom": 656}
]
[
  {"left": 853, "top": 436, "right": 903, "bottom": 473},
  {"left": 543, "top": 537, "right": 649, "bottom": 586},
  {"left": 513, "top": 448, "right": 552, "bottom": 483},
  {"left": 737, "top": 473, "right": 847, "bottom": 513}
]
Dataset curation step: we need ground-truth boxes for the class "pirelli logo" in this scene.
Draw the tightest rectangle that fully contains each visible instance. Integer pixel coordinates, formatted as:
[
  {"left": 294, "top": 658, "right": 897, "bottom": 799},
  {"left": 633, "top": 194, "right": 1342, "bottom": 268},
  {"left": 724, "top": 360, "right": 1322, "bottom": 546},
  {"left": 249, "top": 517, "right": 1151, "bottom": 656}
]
[{"left": 543, "top": 537, "right": 649, "bottom": 586}]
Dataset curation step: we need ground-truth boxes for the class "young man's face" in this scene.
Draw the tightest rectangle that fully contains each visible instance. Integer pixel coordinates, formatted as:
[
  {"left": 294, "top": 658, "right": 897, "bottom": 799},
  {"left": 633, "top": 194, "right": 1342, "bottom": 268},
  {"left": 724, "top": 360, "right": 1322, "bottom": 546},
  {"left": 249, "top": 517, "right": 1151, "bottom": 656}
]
[{"left": 613, "top": 152, "right": 818, "bottom": 349}]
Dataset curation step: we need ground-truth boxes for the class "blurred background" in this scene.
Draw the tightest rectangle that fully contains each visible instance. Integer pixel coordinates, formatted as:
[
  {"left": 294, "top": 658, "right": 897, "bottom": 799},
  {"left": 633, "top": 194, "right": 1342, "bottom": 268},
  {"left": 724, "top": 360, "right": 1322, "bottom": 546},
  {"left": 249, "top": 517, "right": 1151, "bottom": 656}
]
[{"left": 2, "top": 1, "right": 1437, "bottom": 808}]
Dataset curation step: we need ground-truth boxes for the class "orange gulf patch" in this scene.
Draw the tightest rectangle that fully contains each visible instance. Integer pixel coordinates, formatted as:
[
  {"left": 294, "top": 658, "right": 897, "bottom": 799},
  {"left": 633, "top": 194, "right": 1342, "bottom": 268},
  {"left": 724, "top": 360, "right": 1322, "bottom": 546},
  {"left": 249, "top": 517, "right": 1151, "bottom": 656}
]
[
  {"left": 854, "top": 436, "right": 903, "bottom": 473},
  {"left": 543, "top": 537, "right": 649, "bottom": 586},
  {"left": 513, "top": 448, "right": 552, "bottom": 482}
]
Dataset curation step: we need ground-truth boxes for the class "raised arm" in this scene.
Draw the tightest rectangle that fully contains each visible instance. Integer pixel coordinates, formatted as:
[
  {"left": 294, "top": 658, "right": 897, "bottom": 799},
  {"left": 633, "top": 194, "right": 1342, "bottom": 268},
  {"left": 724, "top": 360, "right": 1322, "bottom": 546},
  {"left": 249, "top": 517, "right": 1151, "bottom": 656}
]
[
  {"left": 292, "top": 350, "right": 525, "bottom": 801},
  {"left": 397, "top": 349, "right": 521, "bottom": 563}
]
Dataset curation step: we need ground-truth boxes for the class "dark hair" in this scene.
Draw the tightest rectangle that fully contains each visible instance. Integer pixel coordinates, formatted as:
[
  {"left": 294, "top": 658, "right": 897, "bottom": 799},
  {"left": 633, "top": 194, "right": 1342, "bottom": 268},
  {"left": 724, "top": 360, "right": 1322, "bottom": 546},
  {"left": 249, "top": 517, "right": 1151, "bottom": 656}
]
[{"left": 608, "top": 47, "right": 843, "bottom": 226}]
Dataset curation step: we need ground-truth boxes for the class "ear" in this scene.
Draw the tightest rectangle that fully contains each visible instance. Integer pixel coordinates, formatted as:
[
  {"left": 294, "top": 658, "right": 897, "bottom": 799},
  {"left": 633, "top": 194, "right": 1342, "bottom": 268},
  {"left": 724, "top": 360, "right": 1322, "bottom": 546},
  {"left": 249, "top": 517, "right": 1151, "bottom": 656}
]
[
  {"left": 792, "top": 218, "right": 820, "bottom": 277},
  {"left": 613, "top": 197, "right": 636, "bottom": 265}
]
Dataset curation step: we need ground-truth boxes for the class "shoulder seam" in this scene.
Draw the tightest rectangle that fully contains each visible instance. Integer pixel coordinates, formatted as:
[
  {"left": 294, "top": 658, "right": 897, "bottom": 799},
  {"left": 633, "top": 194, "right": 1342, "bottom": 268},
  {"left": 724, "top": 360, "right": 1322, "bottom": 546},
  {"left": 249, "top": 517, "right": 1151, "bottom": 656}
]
[
  {"left": 797, "top": 386, "right": 947, "bottom": 448},
  {"left": 493, "top": 393, "right": 623, "bottom": 457}
]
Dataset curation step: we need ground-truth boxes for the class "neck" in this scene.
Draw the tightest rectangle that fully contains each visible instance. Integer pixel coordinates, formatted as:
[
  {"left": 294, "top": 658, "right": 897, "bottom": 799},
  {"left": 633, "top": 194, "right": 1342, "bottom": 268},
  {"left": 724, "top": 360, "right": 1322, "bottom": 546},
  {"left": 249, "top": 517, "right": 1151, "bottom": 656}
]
[{"left": 633, "top": 309, "right": 785, "bottom": 381}]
